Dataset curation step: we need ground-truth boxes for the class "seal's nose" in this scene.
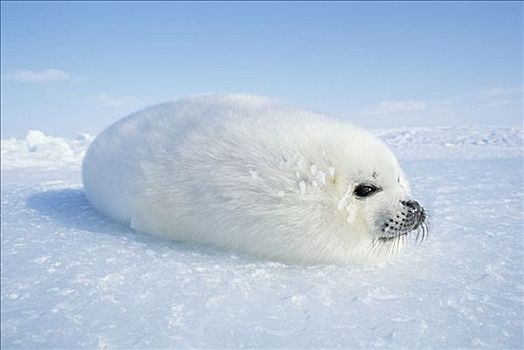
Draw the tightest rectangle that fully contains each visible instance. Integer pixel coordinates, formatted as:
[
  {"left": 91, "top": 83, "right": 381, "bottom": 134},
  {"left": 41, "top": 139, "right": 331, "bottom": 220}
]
[
  {"left": 404, "top": 200, "right": 421, "bottom": 213},
  {"left": 402, "top": 200, "right": 426, "bottom": 229}
]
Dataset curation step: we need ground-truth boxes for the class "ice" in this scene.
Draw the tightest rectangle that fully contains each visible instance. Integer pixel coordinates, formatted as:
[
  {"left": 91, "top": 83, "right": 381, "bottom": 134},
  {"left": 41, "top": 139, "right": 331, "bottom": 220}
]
[
  {"left": 1, "top": 130, "right": 93, "bottom": 170},
  {"left": 373, "top": 126, "right": 523, "bottom": 160},
  {"left": 346, "top": 204, "right": 356, "bottom": 224},
  {"left": 337, "top": 191, "right": 349, "bottom": 210},
  {"left": 298, "top": 180, "right": 306, "bottom": 194},
  {"left": 329, "top": 167, "right": 336, "bottom": 177},
  {"left": 315, "top": 170, "right": 326, "bottom": 187},
  {"left": 1, "top": 127, "right": 523, "bottom": 349}
]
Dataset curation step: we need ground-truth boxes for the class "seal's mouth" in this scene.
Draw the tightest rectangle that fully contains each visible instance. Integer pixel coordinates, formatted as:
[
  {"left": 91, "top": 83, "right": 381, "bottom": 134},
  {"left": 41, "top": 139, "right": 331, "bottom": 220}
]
[
  {"left": 367, "top": 200, "right": 429, "bottom": 259},
  {"left": 378, "top": 233, "right": 407, "bottom": 242},
  {"left": 378, "top": 200, "right": 429, "bottom": 244}
]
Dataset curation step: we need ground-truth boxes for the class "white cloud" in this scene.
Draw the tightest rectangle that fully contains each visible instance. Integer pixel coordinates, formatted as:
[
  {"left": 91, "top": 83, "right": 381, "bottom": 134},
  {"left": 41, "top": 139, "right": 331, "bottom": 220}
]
[
  {"left": 361, "top": 86, "right": 522, "bottom": 118},
  {"left": 6, "top": 68, "right": 71, "bottom": 82},
  {"left": 95, "top": 94, "right": 141, "bottom": 109},
  {"left": 363, "top": 100, "right": 427, "bottom": 117},
  {"left": 354, "top": 86, "right": 523, "bottom": 127},
  {"left": 475, "top": 86, "right": 521, "bottom": 100},
  {"left": 434, "top": 86, "right": 523, "bottom": 110},
  {"left": 473, "top": 86, "right": 523, "bottom": 108}
]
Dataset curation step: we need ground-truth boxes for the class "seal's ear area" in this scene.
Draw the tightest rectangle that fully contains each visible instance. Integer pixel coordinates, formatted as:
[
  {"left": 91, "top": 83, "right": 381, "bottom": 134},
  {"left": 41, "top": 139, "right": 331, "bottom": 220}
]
[{"left": 353, "top": 183, "right": 382, "bottom": 199}]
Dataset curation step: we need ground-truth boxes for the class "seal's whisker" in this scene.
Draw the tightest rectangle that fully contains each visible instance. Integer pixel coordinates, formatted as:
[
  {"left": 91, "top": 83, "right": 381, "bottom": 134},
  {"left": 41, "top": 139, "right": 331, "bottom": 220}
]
[
  {"left": 367, "top": 235, "right": 389, "bottom": 260},
  {"left": 384, "top": 239, "right": 392, "bottom": 256},
  {"left": 394, "top": 235, "right": 400, "bottom": 256},
  {"left": 395, "top": 235, "right": 402, "bottom": 255},
  {"left": 414, "top": 227, "right": 421, "bottom": 245},
  {"left": 379, "top": 239, "right": 389, "bottom": 258},
  {"left": 390, "top": 236, "right": 396, "bottom": 256},
  {"left": 365, "top": 238, "right": 380, "bottom": 259},
  {"left": 384, "top": 240, "right": 393, "bottom": 256},
  {"left": 375, "top": 239, "right": 385, "bottom": 256},
  {"left": 387, "top": 235, "right": 396, "bottom": 257},
  {"left": 390, "top": 235, "right": 399, "bottom": 257}
]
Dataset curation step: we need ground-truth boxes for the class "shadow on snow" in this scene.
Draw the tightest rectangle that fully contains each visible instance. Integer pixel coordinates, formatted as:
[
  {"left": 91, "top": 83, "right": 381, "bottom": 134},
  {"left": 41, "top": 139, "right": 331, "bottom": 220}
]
[{"left": 24, "top": 188, "right": 245, "bottom": 260}]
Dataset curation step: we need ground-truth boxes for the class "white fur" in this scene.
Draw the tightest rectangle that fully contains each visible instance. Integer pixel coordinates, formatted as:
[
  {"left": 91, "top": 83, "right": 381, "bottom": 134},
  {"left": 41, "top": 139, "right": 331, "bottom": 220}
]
[{"left": 82, "top": 95, "right": 413, "bottom": 264}]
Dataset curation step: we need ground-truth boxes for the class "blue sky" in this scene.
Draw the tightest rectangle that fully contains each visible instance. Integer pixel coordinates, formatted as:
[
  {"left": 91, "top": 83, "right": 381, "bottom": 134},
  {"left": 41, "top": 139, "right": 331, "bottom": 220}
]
[{"left": 1, "top": 1, "right": 522, "bottom": 137}]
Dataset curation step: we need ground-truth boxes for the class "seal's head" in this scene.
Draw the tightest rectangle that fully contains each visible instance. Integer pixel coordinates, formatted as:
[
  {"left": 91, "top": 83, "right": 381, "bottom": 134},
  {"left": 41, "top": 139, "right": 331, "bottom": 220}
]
[{"left": 332, "top": 133, "right": 428, "bottom": 261}]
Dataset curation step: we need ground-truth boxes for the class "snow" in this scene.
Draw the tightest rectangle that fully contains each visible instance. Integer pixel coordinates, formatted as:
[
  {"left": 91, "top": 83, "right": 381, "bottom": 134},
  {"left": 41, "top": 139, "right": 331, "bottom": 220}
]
[
  {"left": 1, "top": 126, "right": 523, "bottom": 349},
  {"left": 374, "top": 126, "right": 522, "bottom": 160},
  {"left": 1, "top": 130, "right": 93, "bottom": 170}
]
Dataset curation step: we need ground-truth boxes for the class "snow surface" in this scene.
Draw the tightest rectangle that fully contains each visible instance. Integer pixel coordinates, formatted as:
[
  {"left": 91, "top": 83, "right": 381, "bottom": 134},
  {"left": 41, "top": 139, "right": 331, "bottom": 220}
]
[{"left": 1, "top": 127, "right": 523, "bottom": 349}]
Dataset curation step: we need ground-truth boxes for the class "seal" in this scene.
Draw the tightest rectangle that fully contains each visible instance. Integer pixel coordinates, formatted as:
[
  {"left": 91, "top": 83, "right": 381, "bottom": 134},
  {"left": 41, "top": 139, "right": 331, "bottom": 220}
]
[{"left": 82, "top": 94, "right": 427, "bottom": 264}]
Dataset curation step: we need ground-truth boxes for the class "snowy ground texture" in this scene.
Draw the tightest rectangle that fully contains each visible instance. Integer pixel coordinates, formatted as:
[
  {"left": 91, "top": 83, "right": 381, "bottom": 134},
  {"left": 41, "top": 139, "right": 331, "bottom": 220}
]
[{"left": 1, "top": 126, "right": 523, "bottom": 349}]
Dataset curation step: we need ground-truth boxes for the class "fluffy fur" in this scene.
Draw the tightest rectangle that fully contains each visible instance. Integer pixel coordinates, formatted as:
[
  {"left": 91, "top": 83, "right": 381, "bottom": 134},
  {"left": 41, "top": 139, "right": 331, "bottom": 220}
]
[{"left": 83, "top": 95, "right": 424, "bottom": 264}]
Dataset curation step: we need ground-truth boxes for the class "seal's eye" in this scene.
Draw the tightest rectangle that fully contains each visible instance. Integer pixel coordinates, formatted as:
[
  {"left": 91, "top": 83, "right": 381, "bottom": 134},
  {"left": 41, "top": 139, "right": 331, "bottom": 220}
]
[{"left": 354, "top": 184, "right": 379, "bottom": 198}]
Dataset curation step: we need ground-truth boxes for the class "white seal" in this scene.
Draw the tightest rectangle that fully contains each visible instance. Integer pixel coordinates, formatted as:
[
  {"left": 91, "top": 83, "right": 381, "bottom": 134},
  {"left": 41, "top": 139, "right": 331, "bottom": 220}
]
[{"left": 83, "top": 95, "right": 427, "bottom": 264}]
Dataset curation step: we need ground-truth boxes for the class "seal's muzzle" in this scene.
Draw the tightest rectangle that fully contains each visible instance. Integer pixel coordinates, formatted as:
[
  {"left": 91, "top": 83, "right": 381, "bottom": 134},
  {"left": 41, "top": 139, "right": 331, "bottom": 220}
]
[
  {"left": 402, "top": 200, "right": 426, "bottom": 231},
  {"left": 379, "top": 199, "right": 427, "bottom": 242}
]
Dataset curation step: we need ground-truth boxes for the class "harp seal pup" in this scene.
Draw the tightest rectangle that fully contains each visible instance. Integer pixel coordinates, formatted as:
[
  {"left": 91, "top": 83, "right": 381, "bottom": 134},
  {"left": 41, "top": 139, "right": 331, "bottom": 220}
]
[{"left": 82, "top": 94, "right": 427, "bottom": 264}]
